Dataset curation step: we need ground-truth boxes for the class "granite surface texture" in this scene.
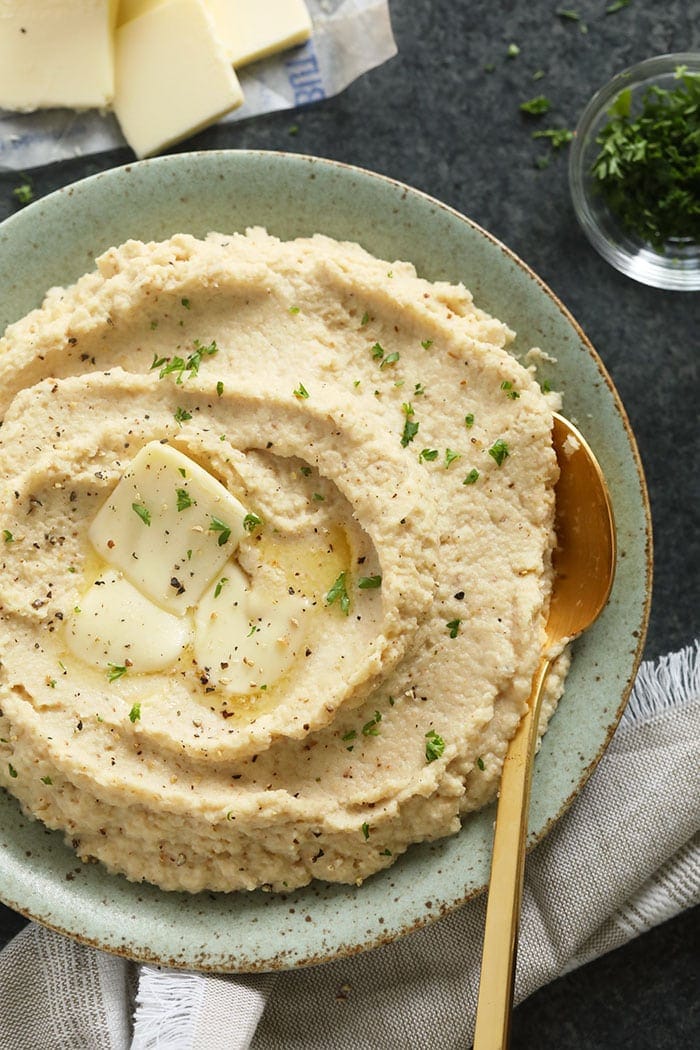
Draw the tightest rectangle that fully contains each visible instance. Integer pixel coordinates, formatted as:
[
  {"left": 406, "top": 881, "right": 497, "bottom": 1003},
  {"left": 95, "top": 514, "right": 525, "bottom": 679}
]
[{"left": 0, "top": 0, "right": 698, "bottom": 1046}]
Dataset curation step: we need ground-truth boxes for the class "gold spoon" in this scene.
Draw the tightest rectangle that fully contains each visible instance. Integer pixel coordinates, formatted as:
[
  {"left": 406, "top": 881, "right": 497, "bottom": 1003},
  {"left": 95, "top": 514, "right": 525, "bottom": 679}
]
[{"left": 473, "top": 412, "right": 616, "bottom": 1050}]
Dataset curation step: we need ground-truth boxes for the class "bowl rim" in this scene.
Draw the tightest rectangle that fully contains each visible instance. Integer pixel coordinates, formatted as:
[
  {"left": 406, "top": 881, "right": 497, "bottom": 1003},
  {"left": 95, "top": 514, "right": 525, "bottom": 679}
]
[{"left": 0, "top": 149, "right": 653, "bottom": 971}]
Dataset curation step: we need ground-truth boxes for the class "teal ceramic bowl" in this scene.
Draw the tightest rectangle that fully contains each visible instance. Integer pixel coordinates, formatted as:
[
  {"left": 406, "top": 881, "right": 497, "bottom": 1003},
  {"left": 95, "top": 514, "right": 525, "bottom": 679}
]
[{"left": 0, "top": 151, "right": 651, "bottom": 971}]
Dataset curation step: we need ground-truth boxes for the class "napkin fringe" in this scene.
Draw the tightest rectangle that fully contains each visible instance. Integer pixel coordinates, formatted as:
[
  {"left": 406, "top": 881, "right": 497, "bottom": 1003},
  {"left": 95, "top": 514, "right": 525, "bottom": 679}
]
[
  {"left": 131, "top": 965, "right": 205, "bottom": 1050},
  {"left": 621, "top": 640, "right": 699, "bottom": 727}
]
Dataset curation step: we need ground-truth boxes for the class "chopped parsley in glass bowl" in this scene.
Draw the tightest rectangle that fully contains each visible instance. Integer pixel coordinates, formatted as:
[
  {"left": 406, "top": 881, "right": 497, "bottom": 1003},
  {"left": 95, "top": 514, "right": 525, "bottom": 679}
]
[{"left": 569, "top": 52, "right": 700, "bottom": 291}]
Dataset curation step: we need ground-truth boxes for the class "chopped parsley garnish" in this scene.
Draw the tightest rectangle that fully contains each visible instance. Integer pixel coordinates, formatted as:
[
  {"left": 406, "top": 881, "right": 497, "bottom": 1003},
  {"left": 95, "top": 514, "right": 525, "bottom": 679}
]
[
  {"left": 400, "top": 403, "right": 419, "bottom": 447},
  {"left": 419, "top": 448, "right": 439, "bottom": 462},
  {"left": 488, "top": 439, "right": 510, "bottom": 466},
  {"left": 181, "top": 297, "right": 191, "bottom": 309},
  {"left": 425, "top": 730, "right": 446, "bottom": 763},
  {"left": 214, "top": 577, "right": 228, "bottom": 598},
  {"left": 40, "top": 775, "right": 53, "bottom": 785},
  {"left": 243, "top": 512, "right": 262, "bottom": 531},
  {"left": 2, "top": 529, "right": 13, "bottom": 543},
  {"left": 520, "top": 95, "right": 551, "bottom": 115},
  {"left": 414, "top": 382, "right": 426, "bottom": 396},
  {"left": 464, "top": 413, "right": 475, "bottom": 429},
  {"left": 150, "top": 339, "right": 219, "bottom": 384},
  {"left": 312, "top": 492, "right": 325, "bottom": 502},
  {"left": 13, "top": 183, "right": 33, "bottom": 205},
  {"left": 300, "top": 465, "right": 312, "bottom": 477},
  {"left": 532, "top": 127, "right": 574, "bottom": 149},
  {"left": 129, "top": 702, "right": 141, "bottom": 723},
  {"left": 379, "top": 351, "right": 400, "bottom": 369},
  {"left": 326, "top": 571, "right": 350, "bottom": 615},
  {"left": 477, "top": 756, "right": 486, "bottom": 771},
  {"left": 8, "top": 763, "right": 18, "bottom": 778},
  {"left": 500, "top": 380, "right": 520, "bottom": 400},
  {"left": 289, "top": 305, "right": 301, "bottom": 315},
  {"left": 293, "top": 382, "right": 310, "bottom": 399},
  {"left": 358, "top": 574, "right": 382, "bottom": 589},
  {"left": 541, "top": 379, "right": 552, "bottom": 393},
  {"left": 371, "top": 342, "right": 385, "bottom": 360},
  {"left": 360, "top": 311, "right": 370, "bottom": 326},
  {"left": 362, "top": 710, "right": 382, "bottom": 736},
  {"left": 446, "top": 619, "right": 461, "bottom": 638},
  {"left": 421, "top": 338, "right": 434, "bottom": 350},
  {"left": 174, "top": 406, "right": 192, "bottom": 423},
  {"left": 361, "top": 821, "right": 370, "bottom": 840},
  {"left": 342, "top": 729, "right": 357, "bottom": 742},
  {"left": 463, "top": 468, "right": 480, "bottom": 485},
  {"left": 591, "top": 67, "right": 700, "bottom": 249},
  {"left": 247, "top": 624, "right": 259, "bottom": 637},
  {"left": 216, "top": 380, "right": 224, "bottom": 397},
  {"left": 209, "top": 516, "right": 232, "bottom": 545},
  {"left": 444, "top": 448, "right": 461, "bottom": 468},
  {"left": 107, "top": 663, "right": 128, "bottom": 682},
  {"left": 132, "top": 502, "right": 151, "bottom": 526}
]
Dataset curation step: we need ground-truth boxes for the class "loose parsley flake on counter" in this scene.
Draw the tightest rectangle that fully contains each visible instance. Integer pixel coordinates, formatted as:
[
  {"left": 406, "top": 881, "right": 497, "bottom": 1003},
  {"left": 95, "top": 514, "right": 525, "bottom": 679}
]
[
  {"left": 129, "top": 702, "right": 141, "bottom": 723},
  {"left": 326, "top": 571, "right": 350, "bottom": 615},
  {"left": 520, "top": 95, "right": 551, "bottom": 115},
  {"left": 13, "top": 183, "right": 33, "bottom": 205},
  {"left": 533, "top": 128, "right": 574, "bottom": 150},
  {"left": 425, "top": 730, "right": 446, "bottom": 763},
  {"left": 132, "top": 502, "right": 151, "bottom": 526},
  {"left": 293, "top": 382, "right": 310, "bottom": 399},
  {"left": 463, "top": 468, "right": 480, "bottom": 485},
  {"left": 358, "top": 574, "right": 382, "bottom": 589},
  {"left": 446, "top": 619, "right": 461, "bottom": 638},
  {"left": 488, "top": 439, "right": 510, "bottom": 466},
  {"left": 400, "top": 403, "right": 419, "bottom": 447},
  {"left": 107, "top": 663, "right": 128, "bottom": 682},
  {"left": 209, "top": 516, "right": 232, "bottom": 546}
]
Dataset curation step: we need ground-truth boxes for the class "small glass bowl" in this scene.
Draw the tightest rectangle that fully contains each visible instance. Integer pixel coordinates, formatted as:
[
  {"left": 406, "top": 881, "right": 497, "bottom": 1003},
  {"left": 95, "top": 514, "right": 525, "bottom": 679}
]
[{"left": 569, "top": 52, "right": 700, "bottom": 291}]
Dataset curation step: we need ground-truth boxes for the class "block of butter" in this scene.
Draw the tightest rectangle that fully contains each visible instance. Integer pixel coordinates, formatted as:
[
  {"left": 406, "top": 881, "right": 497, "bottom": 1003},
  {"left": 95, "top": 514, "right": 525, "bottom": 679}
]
[
  {"left": 0, "top": 0, "right": 117, "bottom": 111},
  {"left": 206, "top": 0, "right": 312, "bottom": 68},
  {"left": 113, "top": 0, "right": 244, "bottom": 158}
]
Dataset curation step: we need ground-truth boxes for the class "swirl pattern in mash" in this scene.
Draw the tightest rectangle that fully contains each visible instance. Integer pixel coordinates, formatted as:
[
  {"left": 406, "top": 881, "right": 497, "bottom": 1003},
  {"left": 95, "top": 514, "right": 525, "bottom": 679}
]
[{"left": 0, "top": 230, "right": 565, "bottom": 892}]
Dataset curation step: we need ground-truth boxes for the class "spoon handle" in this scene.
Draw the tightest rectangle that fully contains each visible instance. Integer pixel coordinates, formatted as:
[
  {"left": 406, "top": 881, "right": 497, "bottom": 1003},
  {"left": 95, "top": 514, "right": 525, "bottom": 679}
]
[{"left": 473, "top": 656, "right": 553, "bottom": 1050}]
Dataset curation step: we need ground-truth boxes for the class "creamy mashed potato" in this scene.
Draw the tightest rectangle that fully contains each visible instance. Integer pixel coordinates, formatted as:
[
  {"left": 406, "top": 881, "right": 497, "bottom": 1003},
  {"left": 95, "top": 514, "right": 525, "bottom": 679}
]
[{"left": 0, "top": 230, "right": 565, "bottom": 892}]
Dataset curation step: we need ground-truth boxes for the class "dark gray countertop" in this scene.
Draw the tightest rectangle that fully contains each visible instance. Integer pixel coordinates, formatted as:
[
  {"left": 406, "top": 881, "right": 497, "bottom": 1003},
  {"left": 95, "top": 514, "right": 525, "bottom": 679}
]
[{"left": 0, "top": 0, "right": 698, "bottom": 1045}]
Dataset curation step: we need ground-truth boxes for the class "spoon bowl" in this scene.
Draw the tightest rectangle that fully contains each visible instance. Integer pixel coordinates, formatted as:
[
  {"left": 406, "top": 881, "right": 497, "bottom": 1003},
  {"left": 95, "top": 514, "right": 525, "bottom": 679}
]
[{"left": 473, "top": 412, "right": 616, "bottom": 1050}]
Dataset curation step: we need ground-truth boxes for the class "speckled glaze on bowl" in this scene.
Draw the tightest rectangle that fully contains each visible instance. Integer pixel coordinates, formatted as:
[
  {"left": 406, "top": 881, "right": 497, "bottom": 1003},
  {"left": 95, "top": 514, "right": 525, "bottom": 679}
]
[{"left": 0, "top": 151, "right": 651, "bottom": 972}]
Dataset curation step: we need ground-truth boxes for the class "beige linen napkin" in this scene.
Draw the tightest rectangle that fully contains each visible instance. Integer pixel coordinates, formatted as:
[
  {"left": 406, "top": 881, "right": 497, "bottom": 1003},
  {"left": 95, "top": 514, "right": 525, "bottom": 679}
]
[{"left": 0, "top": 642, "right": 698, "bottom": 1050}]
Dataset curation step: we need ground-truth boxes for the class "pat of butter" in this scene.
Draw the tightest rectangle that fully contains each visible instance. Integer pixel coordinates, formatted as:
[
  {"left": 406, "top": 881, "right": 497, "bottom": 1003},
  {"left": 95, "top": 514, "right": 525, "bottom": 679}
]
[
  {"left": 194, "top": 563, "right": 308, "bottom": 695},
  {"left": 0, "top": 0, "right": 117, "bottom": 111},
  {"left": 206, "top": 0, "right": 312, "bottom": 68},
  {"left": 89, "top": 442, "right": 248, "bottom": 615},
  {"left": 113, "top": 0, "right": 244, "bottom": 158},
  {"left": 66, "top": 569, "right": 192, "bottom": 673}
]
